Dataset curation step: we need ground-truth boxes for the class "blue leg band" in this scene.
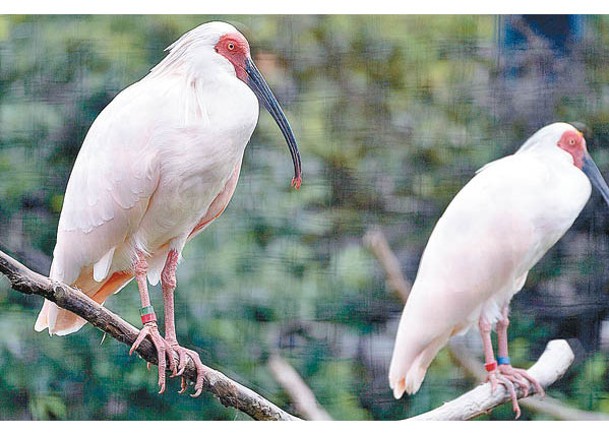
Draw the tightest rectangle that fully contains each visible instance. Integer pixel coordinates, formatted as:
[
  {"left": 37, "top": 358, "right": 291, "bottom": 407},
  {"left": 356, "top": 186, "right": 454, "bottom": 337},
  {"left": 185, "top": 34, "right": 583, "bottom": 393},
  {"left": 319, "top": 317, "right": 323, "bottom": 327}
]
[{"left": 497, "top": 356, "right": 511, "bottom": 365}]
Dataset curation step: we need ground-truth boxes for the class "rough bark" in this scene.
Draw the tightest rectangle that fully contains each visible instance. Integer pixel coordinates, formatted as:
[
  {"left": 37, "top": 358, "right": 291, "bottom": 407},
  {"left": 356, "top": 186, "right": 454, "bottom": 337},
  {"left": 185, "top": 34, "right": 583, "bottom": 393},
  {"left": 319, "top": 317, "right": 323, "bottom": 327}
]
[{"left": 0, "top": 249, "right": 299, "bottom": 421}]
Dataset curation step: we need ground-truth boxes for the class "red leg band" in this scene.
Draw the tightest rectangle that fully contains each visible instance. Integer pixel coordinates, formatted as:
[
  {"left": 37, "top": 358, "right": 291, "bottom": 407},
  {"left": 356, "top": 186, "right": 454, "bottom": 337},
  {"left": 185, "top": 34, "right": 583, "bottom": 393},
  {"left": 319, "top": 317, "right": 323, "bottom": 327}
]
[
  {"left": 139, "top": 305, "right": 157, "bottom": 324},
  {"left": 485, "top": 361, "right": 497, "bottom": 372},
  {"left": 141, "top": 313, "right": 157, "bottom": 324}
]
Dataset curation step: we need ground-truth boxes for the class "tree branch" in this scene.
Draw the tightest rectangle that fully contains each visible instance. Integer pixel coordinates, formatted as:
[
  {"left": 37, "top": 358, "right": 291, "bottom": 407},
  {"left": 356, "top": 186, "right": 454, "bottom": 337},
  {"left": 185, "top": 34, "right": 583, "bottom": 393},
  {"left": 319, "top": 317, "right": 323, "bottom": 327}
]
[
  {"left": 448, "top": 340, "right": 609, "bottom": 420},
  {"left": 267, "top": 353, "right": 333, "bottom": 420},
  {"left": 0, "top": 249, "right": 299, "bottom": 421},
  {"left": 363, "top": 228, "right": 412, "bottom": 300}
]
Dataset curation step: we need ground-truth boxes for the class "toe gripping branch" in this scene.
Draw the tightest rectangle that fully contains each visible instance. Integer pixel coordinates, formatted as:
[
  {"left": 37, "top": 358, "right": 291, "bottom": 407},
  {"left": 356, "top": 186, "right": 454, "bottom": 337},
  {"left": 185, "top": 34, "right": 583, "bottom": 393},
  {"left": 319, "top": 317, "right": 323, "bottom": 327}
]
[{"left": 139, "top": 305, "right": 157, "bottom": 324}]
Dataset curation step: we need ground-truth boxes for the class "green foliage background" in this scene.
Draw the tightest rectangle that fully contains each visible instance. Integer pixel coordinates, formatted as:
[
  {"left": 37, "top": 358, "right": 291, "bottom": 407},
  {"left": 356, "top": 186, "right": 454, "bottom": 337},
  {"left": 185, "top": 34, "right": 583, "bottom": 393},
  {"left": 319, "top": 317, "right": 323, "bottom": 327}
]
[{"left": 1, "top": 15, "right": 609, "bottom": 420}]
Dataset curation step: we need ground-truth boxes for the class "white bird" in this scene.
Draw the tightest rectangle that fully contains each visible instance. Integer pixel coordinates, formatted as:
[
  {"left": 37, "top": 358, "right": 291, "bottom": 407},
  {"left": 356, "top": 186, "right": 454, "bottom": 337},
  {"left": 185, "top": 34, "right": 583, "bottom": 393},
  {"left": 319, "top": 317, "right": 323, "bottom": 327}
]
[
  {"left": 388, "top": 122, "right": 609, "bottom": 417},
  {"left": 34, "top": 21, "right": 302, "bottom": 397}
]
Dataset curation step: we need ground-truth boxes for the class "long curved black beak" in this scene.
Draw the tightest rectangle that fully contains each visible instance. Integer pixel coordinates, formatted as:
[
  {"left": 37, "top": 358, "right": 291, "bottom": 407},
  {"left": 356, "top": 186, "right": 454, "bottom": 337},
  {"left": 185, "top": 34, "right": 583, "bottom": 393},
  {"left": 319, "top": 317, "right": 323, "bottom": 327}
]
[
  {"left": 582, "top": 152, "right": 609, "bottom": 207},
  {"left": 245, "top": 57, "right": 302, "bottom": 189}
]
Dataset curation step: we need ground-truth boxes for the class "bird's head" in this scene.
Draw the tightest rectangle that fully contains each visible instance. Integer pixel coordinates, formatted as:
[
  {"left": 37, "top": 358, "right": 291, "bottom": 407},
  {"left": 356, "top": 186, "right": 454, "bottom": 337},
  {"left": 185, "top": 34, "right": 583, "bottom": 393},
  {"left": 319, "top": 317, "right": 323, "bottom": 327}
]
[
  {"left": 556, "top": 123, "right": 609, "bottom": 207},
  {"left": 521, "top": 122, "right": 609, "bottom": 207},
  {"left": 557, "top": 127, "right": 586, "bottom": 169},
  {"left": 157, "top": 21, "right": 302, "bottom": 189}
]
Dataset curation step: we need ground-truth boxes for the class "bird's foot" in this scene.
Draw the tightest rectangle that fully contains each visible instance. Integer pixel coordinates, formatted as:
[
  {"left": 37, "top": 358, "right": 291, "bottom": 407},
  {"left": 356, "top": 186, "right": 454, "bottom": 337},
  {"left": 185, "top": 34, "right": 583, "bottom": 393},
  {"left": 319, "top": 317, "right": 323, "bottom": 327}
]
[
  {"left": 485, "top": 370, "right": 522, "bottom": 419},
  {"left": 166, "top": 340, "right": 206, "bottom": 397},
  {"left": 129, "top": 321, "right": 178, "bottom": 394},
  {"left": 498, "top": 364, "right": 545, "bottom": 397}
]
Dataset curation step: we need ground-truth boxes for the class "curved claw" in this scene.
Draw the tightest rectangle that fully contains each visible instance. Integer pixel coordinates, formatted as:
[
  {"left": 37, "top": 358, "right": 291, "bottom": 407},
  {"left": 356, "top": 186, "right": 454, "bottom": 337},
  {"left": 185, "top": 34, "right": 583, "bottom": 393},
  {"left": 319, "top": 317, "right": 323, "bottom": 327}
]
[
  {"left": 179, "top": 377, "right": 189, "bottom": 395},
  {"left": 169, "top": 346, "right": 190, "bottom": 378},
  {"left": 190, "top": 389, "right": 203, "bottom": 398},
  {"left": 486, "top": 370, "right": 521, "bottom": 419},
  {"left": 167, "top": 342, "right": 205, "bottom": 397},
  {"left": 486, "top": 364, "right": 545, "bottom": 420},
  {"left": 129, "top": 322, "right": 178, "bottom": 394},
  {"left": 499, "top": 364, "right": 545, "bottom": 398}
]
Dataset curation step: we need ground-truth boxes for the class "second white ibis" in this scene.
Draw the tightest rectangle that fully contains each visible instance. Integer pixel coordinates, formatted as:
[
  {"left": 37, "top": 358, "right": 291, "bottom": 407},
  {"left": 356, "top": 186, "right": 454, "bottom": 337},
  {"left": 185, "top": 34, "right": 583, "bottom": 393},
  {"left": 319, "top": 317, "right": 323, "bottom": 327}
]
[{"left": 389, "top": 122, "right": 609, "bottom": 417}]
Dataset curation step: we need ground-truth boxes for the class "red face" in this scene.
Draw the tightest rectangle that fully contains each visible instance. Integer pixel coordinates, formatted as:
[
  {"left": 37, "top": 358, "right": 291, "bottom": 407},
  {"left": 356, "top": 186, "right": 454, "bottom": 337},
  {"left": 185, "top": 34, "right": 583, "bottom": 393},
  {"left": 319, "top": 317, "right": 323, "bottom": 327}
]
[
  {"left": 215, "top": 33, "right": 251, "bottom": 82},
  {"left": 557, "top": 130, "right": 587, "bottom": 169}
]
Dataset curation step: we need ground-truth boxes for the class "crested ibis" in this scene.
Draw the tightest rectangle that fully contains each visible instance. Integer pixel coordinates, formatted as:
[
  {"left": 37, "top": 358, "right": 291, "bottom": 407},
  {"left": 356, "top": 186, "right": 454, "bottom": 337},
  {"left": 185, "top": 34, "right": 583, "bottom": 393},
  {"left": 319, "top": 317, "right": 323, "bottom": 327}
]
[
  {"left": 35, "top": 21, "right": 302, "bottom": 397},
  {"left": 388, "top": 122, "right": 609, "bottom": 417}
]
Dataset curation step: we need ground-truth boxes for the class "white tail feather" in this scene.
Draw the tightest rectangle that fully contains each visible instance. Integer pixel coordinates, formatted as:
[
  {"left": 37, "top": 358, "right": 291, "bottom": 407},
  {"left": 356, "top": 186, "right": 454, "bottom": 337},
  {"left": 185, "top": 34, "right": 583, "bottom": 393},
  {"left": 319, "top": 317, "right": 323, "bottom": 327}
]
[
  {"left": 93, "top": 247, "right": 116, "bottom": 282},
  {"left": 389, "top": 331, "right": 451, "bottom": 398}
]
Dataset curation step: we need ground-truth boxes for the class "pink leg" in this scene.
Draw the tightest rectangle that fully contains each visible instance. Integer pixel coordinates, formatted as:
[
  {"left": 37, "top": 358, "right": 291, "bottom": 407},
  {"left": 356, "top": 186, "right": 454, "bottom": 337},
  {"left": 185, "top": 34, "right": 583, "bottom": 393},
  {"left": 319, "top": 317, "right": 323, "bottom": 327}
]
[
  {"left": 129, "top": 251, "right": 177, "bottom": 393},
  {"left": 479, "top": 316, "right": 521, "bottom": 419},
  {"left": 496, "top": 306, "right": 544, "bottom": 397},
  {"left": 161, "top": 249, "right": 206, "bottom": 397}
]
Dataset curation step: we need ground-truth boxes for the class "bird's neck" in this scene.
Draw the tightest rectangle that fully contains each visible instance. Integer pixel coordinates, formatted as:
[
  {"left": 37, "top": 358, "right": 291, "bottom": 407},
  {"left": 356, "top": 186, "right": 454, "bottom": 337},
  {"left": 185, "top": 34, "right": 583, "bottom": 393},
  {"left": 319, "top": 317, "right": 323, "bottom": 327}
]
[
  {"left": 148, "top": 68, "right": 259, "bottom": 138},
  {"left": 194, "top": 74, "right": 259, "bottom": 134},
  {"left": 528, "top": 145, "right": 577, "bottom": 169}
]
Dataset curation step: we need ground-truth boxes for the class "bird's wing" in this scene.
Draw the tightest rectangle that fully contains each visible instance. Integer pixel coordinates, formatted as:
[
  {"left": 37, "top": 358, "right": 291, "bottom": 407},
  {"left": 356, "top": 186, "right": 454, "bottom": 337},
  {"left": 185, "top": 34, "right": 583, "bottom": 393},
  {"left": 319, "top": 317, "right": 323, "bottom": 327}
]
[
  {"left": 389, "top": 153, "right": 590, "bottom": 397},
  {"left": 50, "top": 82, "right": 163, "bottom": 286}
]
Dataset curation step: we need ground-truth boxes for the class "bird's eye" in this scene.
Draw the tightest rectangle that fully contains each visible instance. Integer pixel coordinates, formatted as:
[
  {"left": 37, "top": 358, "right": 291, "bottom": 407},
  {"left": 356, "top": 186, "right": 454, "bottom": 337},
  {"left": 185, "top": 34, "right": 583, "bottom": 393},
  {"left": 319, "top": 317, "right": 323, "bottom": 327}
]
[
  {"left": 227, "top": 42, "right": 235, "bottom": 51},
  {"left": 568, "top": 138, "right": 576, "bottom": 146}
]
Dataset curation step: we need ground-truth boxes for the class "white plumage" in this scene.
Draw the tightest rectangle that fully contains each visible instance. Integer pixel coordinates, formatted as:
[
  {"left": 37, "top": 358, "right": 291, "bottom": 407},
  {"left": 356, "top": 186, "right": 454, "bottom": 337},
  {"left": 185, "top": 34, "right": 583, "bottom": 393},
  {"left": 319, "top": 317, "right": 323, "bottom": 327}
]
[
  {"left": 34, "top": 21, "right": 302, "bottom": 395},
  {"left": 36, "top": 22, "right": 259, "bottom": 335},
  {"left": 389, "top": 123, "right": 608, "bottom": 406}
]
